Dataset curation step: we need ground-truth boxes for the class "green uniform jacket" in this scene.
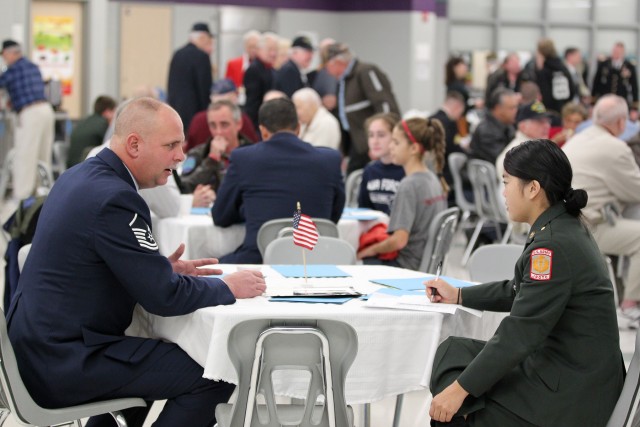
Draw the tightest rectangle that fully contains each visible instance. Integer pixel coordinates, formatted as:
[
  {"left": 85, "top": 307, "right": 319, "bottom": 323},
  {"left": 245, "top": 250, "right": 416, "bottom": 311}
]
[
  {"left": 458, "top": 203, "right": 624, "bottom": 427},
  {"left": 67, "top": 114, "right": 109, "bottom": 168}
]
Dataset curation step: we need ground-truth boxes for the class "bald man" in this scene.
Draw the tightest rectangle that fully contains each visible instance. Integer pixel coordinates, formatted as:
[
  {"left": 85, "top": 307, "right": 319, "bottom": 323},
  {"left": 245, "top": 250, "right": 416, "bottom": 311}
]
[{"left": 7, "top": 98, "right": 266, "bottom": 427}]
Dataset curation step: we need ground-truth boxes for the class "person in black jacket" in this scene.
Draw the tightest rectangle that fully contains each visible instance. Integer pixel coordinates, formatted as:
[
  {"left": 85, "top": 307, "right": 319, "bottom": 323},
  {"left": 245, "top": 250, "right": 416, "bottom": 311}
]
[
  {"left": 534, "top": 38, "right": 575, "bottom": 115},
  {"left": 274, "top": 36, "right": 314, "bottom": 98},
  {"left": 167, "top": 22, "right": 214, "bottom": 133},
  {"left": 592, "top": 42, "right": 639, "bottom": 121},
  {"left": 243, "top": 32, "right": 279, "bottom": 131}
]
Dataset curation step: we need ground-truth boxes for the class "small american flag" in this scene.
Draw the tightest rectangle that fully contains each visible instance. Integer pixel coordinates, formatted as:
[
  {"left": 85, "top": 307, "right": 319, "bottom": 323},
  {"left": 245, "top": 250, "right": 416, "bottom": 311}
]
[{"left": 292, "top": 208, "right": 319, "bottom": 250}]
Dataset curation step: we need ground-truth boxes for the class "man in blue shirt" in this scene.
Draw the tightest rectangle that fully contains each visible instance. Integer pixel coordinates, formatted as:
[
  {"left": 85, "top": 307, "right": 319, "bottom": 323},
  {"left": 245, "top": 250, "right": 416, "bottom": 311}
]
[{"left": 0, "top": 39, "right": 55, "bottom": 200}]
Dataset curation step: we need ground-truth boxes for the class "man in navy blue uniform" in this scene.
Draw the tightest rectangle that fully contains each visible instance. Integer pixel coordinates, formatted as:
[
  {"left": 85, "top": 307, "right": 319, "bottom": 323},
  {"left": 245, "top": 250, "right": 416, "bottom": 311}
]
[
  {"left": 7, "top": 98, "right": 266, "bottom": 427},
  {"left": 212, "top": 98, "right": 345, "bottom": 264}
]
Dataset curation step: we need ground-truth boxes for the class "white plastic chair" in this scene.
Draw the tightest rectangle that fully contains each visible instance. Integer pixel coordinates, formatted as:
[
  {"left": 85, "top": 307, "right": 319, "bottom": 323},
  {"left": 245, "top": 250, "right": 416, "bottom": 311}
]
[
  {"left": 419, "top": 207, "right": 460, "bottom": 274},
  {"left": 447, "top": 153, "right": 476, "bottom": 229},
  {"left": 344, "top": 169, "right": 364, "bottom": 208},
  {"left": 215, "top": 318, "right": 358, "bottom": 427},
  {"left": 461, "top": 159, "right": 512, "bottom": 265},
  {"left": 257, "top": 218, "right": 340, "bottom": 258},
  {"left": 0, "top": 307, "right": 146, "bottom": 426},
  {"left": 263, "top": 236, "right": 356, "bottom": 265},
  {"left": 607, "top": 331, "right": 640, "bottom": 427},
  {"left": 467, "top": 244, "right": 523, "bottom": 283}
]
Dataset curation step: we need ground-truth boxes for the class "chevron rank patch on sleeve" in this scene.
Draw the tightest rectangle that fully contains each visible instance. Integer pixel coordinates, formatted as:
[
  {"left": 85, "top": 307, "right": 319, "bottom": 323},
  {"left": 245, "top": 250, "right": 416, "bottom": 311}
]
[{"left": 129, "top": 213, "right": 158, "bottom": 251}]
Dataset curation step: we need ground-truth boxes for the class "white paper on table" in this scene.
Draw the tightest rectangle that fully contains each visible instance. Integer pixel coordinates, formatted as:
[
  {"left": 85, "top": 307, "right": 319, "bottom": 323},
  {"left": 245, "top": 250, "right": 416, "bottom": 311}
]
[
  {"left": 399, "top": 295, "right": 482, "bottom": 317},
  {"left": 364, "top": 293, "right": 482, "bottom": 317}
]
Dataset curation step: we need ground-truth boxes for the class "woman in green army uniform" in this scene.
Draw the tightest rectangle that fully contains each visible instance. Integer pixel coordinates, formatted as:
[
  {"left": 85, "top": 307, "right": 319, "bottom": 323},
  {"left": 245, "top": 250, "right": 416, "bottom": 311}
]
[{"left": 426, "top": 139, "right": 624, "bottom": 427}]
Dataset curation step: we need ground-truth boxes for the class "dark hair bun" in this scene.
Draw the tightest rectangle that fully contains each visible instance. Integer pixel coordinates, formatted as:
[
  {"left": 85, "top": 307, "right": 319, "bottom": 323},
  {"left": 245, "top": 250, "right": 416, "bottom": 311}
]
[{"left": 564, "top": 188, "right": 588, "bottom": 216}]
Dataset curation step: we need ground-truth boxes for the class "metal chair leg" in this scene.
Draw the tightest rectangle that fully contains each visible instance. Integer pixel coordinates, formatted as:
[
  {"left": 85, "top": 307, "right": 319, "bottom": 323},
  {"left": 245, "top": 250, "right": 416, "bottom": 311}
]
[
  {"left": 0, "top": 409, "right": 10, "bottom": 426},
  {"left": 461, "top": 219, "right": 485, "bottom": 265},
  {"left": 110, "top": 410, "right": 129, "bottom": 427},
  {"left": 500, "top": 223, "right": 513, "bottom": 244},
  {"left": 363, "top": 402, "right": 371, "bottom": 427},
  {"left": 392, "top": 394, "right": 403, "bottom": 427}
]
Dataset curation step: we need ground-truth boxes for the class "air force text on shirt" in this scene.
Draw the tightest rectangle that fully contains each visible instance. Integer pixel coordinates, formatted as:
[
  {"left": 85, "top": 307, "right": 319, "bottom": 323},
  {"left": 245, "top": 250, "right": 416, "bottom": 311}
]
[{"left": 367, "top": 178, "right": 401, "bottom": 205}]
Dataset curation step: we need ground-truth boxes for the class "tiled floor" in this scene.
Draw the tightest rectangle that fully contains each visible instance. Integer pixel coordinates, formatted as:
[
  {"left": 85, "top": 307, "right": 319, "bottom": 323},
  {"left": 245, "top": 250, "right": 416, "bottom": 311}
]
[{"left": 0, "top": 199, "right": 634, "bottom": 426}]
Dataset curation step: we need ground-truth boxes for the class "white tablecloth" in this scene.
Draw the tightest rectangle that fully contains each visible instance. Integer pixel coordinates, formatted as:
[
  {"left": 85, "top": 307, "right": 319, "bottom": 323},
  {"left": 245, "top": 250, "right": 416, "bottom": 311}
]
[
  {"left": 154, "top": 211, "right": 388, "bottom": 259},
  {"left": 127, "top": 265, "right": 505, "bottom": 404}
]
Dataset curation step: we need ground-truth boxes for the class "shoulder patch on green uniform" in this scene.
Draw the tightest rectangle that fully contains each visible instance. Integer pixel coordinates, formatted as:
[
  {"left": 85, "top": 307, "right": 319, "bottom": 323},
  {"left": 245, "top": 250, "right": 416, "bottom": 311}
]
[{"left": 530, "top": 248, "right": 553, "bottom": 281}]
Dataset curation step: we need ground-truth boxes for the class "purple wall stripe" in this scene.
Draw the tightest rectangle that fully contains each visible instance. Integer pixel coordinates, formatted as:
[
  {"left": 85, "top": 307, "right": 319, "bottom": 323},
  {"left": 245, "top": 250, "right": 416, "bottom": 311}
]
[{"left": 110, "top": 0, "right": 447, "bottom": 16}]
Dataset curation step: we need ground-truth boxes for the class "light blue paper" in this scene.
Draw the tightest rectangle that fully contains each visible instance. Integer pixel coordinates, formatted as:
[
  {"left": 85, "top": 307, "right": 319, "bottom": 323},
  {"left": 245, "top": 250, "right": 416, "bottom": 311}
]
[
  {"left": 341, "top": 214, "right": 380, "bottom": 221},
  {"left": 269, "top": 296, "right": 353, "bottom": 304},
  {"left": 271, "top": 265, "right": 350, "bottom": 278},
  {"left": 341, "top": 207, "right": 381, "bottom": 221},
  {"left": 191, "top": 207, "right": 211, "bottom": 215},
  {"left": 375, "top": 288, "right": 426, "bottom": 297}
]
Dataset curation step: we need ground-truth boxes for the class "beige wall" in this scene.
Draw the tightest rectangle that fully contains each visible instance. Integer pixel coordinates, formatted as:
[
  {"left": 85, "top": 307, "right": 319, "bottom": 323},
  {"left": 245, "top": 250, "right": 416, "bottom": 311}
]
[{"left": 119, "top": 3, "right": 172, "bottom": 100}]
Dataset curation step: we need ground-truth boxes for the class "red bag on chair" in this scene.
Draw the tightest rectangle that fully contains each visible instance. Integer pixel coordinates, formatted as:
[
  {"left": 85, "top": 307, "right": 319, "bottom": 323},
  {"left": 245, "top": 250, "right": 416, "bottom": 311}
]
[{"left": 358, "top": 223, "right": 398, "bottom": 261}]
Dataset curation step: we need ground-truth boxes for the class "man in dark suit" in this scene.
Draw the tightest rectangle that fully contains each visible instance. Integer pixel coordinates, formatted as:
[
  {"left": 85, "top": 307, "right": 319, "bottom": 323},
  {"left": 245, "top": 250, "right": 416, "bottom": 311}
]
[
  {"left": 213, "top": 98, "right": 345, "bottom": 264},
  {"left": 243, "top": 32, "right": 279, "bottom": 131},
  {"left": 274, "top": 35, "right": 314, "bottom": 97},
  {"left": 167, "top": 22, "right": 214, "bottom": 132},
  {"left": 7, "top": 98, "right": 266, "bottom": 427},
  {"left": 592, "top": 41, "right": 639, "bottom": 120}
]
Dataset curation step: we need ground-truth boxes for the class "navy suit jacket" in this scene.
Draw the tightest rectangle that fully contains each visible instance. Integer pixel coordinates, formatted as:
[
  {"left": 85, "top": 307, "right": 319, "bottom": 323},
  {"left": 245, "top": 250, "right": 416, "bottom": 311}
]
[
  {"left": 212, "top": 132, "right": 345, "bottom": 264},
  {"left": 274, "top": 59, "right": 307, "bottom": 98},
  {"left": 7, "top": 149, "right": 235, "bottom": 408},
  {"left": 167, "top": 43, "right": 212, "bottom": 131}
]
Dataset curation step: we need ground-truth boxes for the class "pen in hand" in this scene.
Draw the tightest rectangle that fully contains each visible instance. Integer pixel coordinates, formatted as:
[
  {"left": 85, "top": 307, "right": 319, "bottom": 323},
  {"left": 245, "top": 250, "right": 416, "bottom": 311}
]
[{"left": 430, "top": 261, "right": 443, "bottom": 302}]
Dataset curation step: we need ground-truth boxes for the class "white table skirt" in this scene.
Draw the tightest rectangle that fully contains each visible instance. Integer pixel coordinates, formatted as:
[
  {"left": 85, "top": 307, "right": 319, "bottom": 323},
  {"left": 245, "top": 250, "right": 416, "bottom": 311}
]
[
  {"left": 153, "top": 212, "right": 388, "bottom": 260},
  {"left": 127, "top": 265, "right": 505, "bottom": 404}
]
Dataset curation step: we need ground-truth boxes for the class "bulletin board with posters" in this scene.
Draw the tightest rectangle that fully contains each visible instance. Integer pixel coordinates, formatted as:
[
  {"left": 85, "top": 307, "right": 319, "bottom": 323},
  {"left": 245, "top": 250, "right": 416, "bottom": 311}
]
[
  {"left": 30, "top": 0, "right": 83, "bottom": 119},
  {"left": 32, "top": 15, "right": 74, "bottom": 97}
]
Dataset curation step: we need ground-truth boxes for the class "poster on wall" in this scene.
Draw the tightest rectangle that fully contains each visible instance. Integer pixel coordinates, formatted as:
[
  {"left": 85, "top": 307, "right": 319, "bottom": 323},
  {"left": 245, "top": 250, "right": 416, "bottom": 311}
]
[{"left": 31, "top": 16, "right": 74, "bottom": 95}]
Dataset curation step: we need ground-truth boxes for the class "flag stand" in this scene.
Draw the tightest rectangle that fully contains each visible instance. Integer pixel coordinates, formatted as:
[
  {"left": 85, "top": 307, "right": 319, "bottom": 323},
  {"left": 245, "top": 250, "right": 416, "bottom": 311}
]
[
  {"left": 294, "top": 200, "right": 317, "bottom": 287},
  {"left": 302, "top": 248, "right": 308, "bottom": 285}
]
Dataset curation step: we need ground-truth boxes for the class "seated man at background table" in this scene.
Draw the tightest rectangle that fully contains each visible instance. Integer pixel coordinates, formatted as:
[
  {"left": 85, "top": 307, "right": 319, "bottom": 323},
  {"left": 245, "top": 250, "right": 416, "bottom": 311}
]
[
  {"left": 184, "top": 78, "right": 259, "bottom": 152},
  {"left": 7, "top": 97, "right": 266, "bottom": 427},
  {"left": 67, "top": 95, "right": 117, "bottom": 168},
  {"left": 181, "top": 99, "right": 254, "bottom": 194},
  {"left": 213, "top": 97, "right": 345, "bottom": 264}
]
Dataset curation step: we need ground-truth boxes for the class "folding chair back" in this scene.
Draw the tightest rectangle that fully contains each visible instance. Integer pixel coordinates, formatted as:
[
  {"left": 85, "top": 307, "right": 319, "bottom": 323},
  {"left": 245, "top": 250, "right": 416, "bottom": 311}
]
[
  {"left": 607, "top": 331, "right": 640, "bottom": 427},
  {"left": 263, "top": 236, "right": 356, "bottom": 265},
  {"left": 0, "top": 307, "right": 145, "bottom": 426},
  {"left": 216, "top": 318, "right": 357, "bottom": 427},
  {"left": 419, "top": 207, "right": 460, "bottom": 274},
  {"left": 257, "top": 218, "right": 339, "bottom": 258}
]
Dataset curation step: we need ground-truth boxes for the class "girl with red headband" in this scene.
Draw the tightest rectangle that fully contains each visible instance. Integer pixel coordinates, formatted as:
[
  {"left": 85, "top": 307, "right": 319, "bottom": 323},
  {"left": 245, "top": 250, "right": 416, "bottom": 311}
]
[{"left": 356, "top": 117, "right": 448, "bottom": 270}]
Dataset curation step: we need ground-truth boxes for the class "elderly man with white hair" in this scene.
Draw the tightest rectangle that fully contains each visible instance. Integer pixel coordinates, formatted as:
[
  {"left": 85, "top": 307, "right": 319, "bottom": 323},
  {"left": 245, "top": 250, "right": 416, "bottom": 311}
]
[
  {"left": 224, "top": 29, "right": 260, "bottom": 89},
  {"left": 292, "top": 88, "right": 341, "bottom": 150},
  {"left": 563, "top": 94, "right": 640, "bottom": 324}
]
